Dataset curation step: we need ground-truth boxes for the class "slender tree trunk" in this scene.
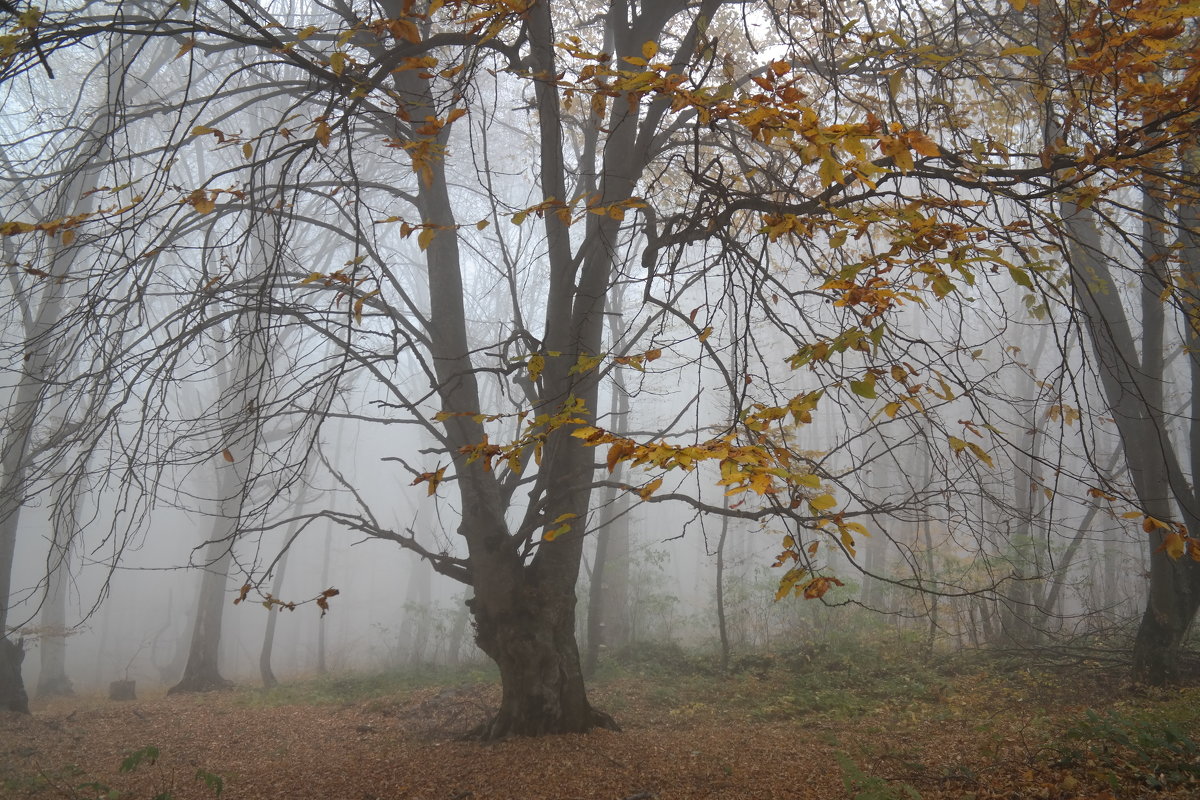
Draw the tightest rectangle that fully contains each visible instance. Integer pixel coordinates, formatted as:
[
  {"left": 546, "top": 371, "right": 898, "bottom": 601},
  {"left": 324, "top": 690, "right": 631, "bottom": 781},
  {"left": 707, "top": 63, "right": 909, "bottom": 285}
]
[
  {"left": 585, "top": 311, "right": 632, "bottom": 677},
  {"left": 316, "top": 527, "right": 331, "bottom": 675},
  {"left": 169, "top": 540, "right": 234, "bottom": 693},
  {"left": 259, "top": 545, "right": 289, "bottom": 689},
  {"left": 36, "top": 516, "right": 73, "bottom": 698},
  {"left": 715, "top": 510, "right": 731, "bottom": 673}
]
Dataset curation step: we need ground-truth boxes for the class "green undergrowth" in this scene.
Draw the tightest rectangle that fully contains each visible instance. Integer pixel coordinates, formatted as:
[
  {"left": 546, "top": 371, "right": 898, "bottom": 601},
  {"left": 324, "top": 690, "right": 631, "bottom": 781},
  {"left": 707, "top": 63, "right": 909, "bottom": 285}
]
[
  {"left": 592, "top": 632, "right": 980, "bottom": 721},
  {"left": 231, "top": 661, "right": 498, "bottom": 707},
  {"left": 1057, "top": 698, "right": 1200, "bottom": 791}
]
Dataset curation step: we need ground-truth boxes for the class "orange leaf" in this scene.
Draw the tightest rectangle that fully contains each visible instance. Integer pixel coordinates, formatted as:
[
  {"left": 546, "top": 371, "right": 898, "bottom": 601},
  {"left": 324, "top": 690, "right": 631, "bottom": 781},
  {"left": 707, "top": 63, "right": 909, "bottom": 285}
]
[
  {"left": 637, "top": 477, "right": 663, "bottom": 500},
  {"left": 1161, "top": 531, "right": 1187, "bottom": 560}
]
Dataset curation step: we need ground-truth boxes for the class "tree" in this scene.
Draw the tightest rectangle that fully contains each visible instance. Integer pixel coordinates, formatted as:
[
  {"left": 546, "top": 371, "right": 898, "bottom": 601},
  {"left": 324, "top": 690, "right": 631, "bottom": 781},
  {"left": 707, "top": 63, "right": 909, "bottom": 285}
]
[{"left": 7, "top": 0, "right": 1200, "bottom": 734}]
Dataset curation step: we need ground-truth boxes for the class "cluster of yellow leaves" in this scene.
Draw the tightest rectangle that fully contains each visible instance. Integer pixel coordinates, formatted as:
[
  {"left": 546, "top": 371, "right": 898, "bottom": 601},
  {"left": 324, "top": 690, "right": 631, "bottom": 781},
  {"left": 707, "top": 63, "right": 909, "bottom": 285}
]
[
  {"left": 554, "top": 37, "right": 942, "bottom": 192},
  {"left": 441, "top": 396, "right": 590, "bottom": 477},
  {"left": 570, "top": 416, "right": 828, "bottom": 510},
  {"left": 1085, "top": 488, "right": 1198, "bottom": 564},
  {"left": 411, "top": 465, "right": 447, "bottom": 496},
  {"left": 1, "top": 193, "right": 143, "bottom": 250},
  {"left": 295, "top": 257, "right": 380, "bottom": 322}
]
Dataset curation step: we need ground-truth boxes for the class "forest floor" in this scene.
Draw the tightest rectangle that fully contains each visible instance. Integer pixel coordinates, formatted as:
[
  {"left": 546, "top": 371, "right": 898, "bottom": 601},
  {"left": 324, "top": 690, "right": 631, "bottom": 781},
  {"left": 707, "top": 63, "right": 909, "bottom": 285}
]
[{"left": 3, "top": 638, "right": 1199, "bottom": 800}]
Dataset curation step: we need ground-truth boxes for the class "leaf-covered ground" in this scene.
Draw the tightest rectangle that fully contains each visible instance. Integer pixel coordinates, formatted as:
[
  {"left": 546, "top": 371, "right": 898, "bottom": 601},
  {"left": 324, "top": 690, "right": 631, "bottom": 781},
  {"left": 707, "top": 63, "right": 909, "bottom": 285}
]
[{"left": 3, "top": 642, "right": 1198, "bottom": 799}]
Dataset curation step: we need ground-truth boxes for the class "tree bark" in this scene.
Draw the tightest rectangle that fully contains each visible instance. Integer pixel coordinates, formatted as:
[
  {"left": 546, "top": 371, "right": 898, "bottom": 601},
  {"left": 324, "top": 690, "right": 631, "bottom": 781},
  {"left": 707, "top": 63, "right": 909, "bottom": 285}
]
[
  {"left": 1063, "top": 201, "right": 1200, "bottom": 684},
  {"left": 259, "top": 545, "right": 289, "bottom": 689},
  {"left": 169, "top": 540, "right": 234, "bottom": 694},
  {"left": 36, "top": 516, "right": 73, "bottom": 698},
  {"left": 469, "top": 580, "right": 617, "bottom": 738}
]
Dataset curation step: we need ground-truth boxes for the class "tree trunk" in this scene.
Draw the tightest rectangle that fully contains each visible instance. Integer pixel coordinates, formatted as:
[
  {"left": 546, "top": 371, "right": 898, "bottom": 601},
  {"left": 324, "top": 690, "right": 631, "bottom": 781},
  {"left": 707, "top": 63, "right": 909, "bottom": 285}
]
[
  {"left": 1132, "top": 560, "right": 1200, "bottom": 684},
  {"left": 715, "top": 510, "right": 731, "bottom": 673},
  {"left": 316, "top": 527, "right": 331, "bottom": 675},
  {"left": 0, "top": 638, "right": 27, "bottom": 713},
  {"left": 1063, "top": 201, "right": 1200, "bottom": 684},
  {"left": 585, "top": 312, "right": 631, "bottom": 677},
  {"left": 259, "top": 545, "right": 289, "bottom": 689},
  {"left": 470, "top": 582, "right": 617, "bottom": 738},
  {"left": 36, "top": 518, "right": 73, "bottom": 698},
  {"left": 169, "top": 540, "right": 234, "bottom": 694}
]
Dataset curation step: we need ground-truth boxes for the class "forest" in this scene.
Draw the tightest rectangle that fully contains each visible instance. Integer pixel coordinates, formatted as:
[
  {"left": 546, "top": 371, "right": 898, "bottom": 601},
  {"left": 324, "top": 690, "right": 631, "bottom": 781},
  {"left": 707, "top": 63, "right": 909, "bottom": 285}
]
[{"left": 2, "top": 0, "right": 1200, "bottom": 797}]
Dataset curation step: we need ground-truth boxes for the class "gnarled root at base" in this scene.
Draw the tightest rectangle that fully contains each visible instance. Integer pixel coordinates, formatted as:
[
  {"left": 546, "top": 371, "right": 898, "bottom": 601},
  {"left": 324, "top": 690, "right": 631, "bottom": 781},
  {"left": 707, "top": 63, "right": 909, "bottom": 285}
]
[
  {"left": 167, "top": 674, "right": 234, "bottom": 694},
  {"left": 462, "top": 705, "right": 621, "bottom": 741}
]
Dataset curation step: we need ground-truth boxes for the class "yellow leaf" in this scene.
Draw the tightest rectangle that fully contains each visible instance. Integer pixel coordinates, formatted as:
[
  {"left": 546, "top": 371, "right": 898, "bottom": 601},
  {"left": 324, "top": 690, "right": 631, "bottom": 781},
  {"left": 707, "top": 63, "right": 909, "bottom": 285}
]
[
  {"left": 353, "top": 289, "right": 379, "bottom": 323},
  {"left": 174, "top": 38, "right": 195, "bottom": 60},
  {"left": 543, "top": 522, "right": 571, "bottom": 542},
  {"left": 795, "top": 473, "right": 822, "bottom": 489},
  {"left": 809, "top": 493, "right": 837, "bottom": 512},
  {"left": 637, "top": 477, "right": 663, "bottom": 500},
  {"left": 698, "top": 326, "right": 713, "bottom": 343},
  {"left": 190, "top": 191, "right": 215, "bottom": 215},
  {"left": 417, "top": 227, "right": 436, "bottom": 251},
  {"left": 476, "top": 218, "right": 490, "bottom": 230},
  {"left": 527, "top": 353, "right": 545, "bottom": 383},
  {"left": 1007, "top": 0, "right": 1026, "bottom": 10},
  {"left": 60, "top": 230, "right": 75, "bottom": 246},
  {"left": 749, "top": 472, "right": 774, "bottom": 495},
  {"left": 1162, "top": 531, "right": 1187, "bottom": 560},
  {"left": 966, "top": 442, "right": 994, "bottom": 468},
  {"left": 315, "top": 120, "right": 331, "bottom": 147},
  {"left": 907, "top": 130, "right": 940, "bottom": 158},
  {"left": 642, "top": 41, "right": 658, "bottom": 60},
  {"left": 1000, "top": 45, "right": 1042, "bottom": 57},
  {"left": 242, "top": 142, "right": 253, "bottom": 159},
  {"left": 426, "top": 466, "right": 447, "bottom": 496},
  {"left": 819, "top": 157, "right": 843, "bottom": 188}
]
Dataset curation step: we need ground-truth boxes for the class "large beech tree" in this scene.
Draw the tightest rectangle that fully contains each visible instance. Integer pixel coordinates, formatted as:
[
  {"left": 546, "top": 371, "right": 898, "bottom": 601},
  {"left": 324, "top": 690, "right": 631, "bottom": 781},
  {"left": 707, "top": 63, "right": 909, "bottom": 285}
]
[{"left": 5, "top": 0, "right": 1200, "bottom": 735}]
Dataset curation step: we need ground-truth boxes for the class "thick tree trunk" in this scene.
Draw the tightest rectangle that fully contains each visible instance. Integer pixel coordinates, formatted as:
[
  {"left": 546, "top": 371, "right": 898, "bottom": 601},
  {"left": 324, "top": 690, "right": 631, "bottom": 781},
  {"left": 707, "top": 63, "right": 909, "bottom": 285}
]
[
  {"left": 1132, "top": 556, "right": 1200, "bottom": 684},
  {"left": 0, "top": 638, "right": 27, "bottom": 713},
  {"left": 470, "top": 583, "right": 618, "bottom": 738}
]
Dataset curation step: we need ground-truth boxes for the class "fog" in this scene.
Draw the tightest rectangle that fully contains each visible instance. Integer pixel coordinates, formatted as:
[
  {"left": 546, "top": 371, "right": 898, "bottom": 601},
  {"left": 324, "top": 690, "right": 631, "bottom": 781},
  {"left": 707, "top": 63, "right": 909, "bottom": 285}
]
[{"left": 0, "top": 3, "right": 1196, "bottom": 788}]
